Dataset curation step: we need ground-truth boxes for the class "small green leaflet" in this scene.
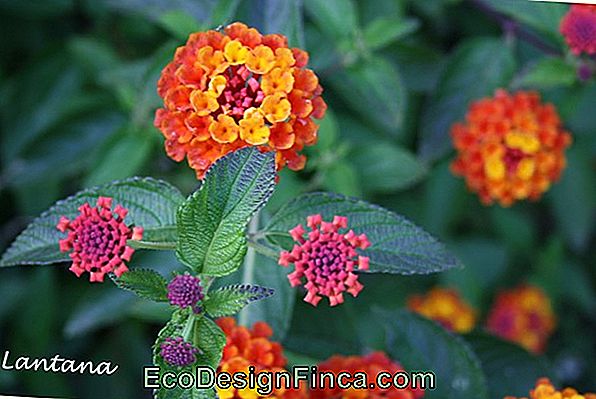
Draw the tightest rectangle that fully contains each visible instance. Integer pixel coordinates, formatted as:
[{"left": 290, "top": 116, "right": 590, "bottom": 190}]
[
  {"left": 0, "top": 177, "right": 184, "bottom": 267},
  {"left": 176, "top": 147, "right": 276, "bottom": 276},
  {"left": 111, "top": 268, "right": 168, "bottom": 302},
  {"left": 204, "top": 284, "right": 275, "bottom": 318},
  {"left": 263, "top": 192, "right": 462, "bottom": 275},
  {"left": 193, "top": 316, "right": 226, "bottom": 370}
]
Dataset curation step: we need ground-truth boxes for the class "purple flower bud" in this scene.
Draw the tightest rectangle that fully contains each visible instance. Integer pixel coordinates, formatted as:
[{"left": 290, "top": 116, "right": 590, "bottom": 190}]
[
  {"left": 160, "top": 337, "right": 199, "bottom": 367},
  {"left": 167, "top": 273, "right": 204, "bottom": 313}
]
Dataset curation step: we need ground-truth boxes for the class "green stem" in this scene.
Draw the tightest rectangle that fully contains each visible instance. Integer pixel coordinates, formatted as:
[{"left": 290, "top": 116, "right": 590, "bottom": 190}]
[
  {"left": 238, "top": 213, "right": 261, "bottom": 326},
  {"left": 128, "top": 240, "right": 176, "bottom": 251},
  {"left": 246, "top": 237, "right": 280, "bottom": 260},
  {"left": 182, "top": 315, "right": 195, "bottom": 342}
]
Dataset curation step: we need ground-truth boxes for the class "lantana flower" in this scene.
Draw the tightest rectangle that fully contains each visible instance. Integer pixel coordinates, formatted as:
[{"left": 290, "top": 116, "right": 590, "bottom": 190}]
[
  {"left": 486, "top": 285, "right": 556, "bottom": 354},
  {"left": 278, "top": 215, "right": 370, "bottom": 307},
  {"left": 560, "top": 5, "right": 596, "bottom": 56},
  {"left": 450, "top": 90, "right": 571, "bottom": 206},
  {"left": 160, "top": 337, "right": 199, "bottom": 367},
  {"left": 505, "top": 377, "right": 596, "bottom": 399},
  {"left": 310, "top": 352, "right": 425, "bottom": 399},
  {"left": 56, "top": 197, "right": 143, "bottom": 282},
  {"left": 154, "top": 22, "right": 327, "bottom": 179},
  {"left": 167, "top": 273, "right": 205, "bottom": 313},
  {"left": 407, "top": 287, "right": 477, "bottom": 333},
  {"left": 216, "top": 317, "right": 303, "bottom": 399}
]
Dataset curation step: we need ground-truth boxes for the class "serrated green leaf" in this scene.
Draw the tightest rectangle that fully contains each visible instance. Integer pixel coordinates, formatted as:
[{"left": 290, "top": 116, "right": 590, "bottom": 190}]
[
  {"left": 517, "top": 57, "right": 576, "bottom": 89},
  {"left": 176, "top": 147, "right": 276, "bottom": 276},
  {"left": 0, "top": 177, "right": 184, "bottom": 267},
  {"left": 465, "top": 333, "right": 554, "bottom": 399},
  {"left": 193, "top": 316, "right": 226, "bottom": 369},
  {"left": 329, "top": 56, "right": 406, "bottom": 136},
  {"left": 111, "top": 268, "right": 168, "bottom": 302},
  {"left": 263, "top": 192, "right": 462, "bottom": 274},
  {"left": 363, "top": 17, "right": 419, "bottom": 50},
  {"left": 377, "top": 309, "right": 489, "bottom": 399},
  {"left": 419, "top": 38, "right": 516, "bottom": 161},
  {"left": 204, "top": 284, "right": 274, "bottom": 318}
]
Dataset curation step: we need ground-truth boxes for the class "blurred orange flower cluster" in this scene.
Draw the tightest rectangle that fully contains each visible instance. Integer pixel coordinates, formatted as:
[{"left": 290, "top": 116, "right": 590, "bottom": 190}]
[
  {"left": 486, "top": 285, "right": 556, "bottom": 353},
  {"left": 407, "top": 287, "right": 476, "bottom": 333},
  {"left": 505, "top": 378, "right": 596, "bottom": 399},
  {"left": 451, "top": 90, "right": 571, "bottom": 206},
  {"left": 310, "top": 352, "right": 424, "bottom": 399},
  {"left": 154, "top": 22, "right": 326, "bottom": 178},
  {"left": 216, "top": 317, "right": 301, "bottom": 399},
  {"left": 216, "top": 318, "right": 425, "bottom": 399}
]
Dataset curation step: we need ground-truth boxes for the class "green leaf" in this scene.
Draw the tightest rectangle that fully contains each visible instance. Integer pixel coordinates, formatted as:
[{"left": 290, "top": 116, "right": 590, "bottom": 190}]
[
  {"left": 237, "top": 251, "right": 296, "bottom": 341},
  {"left": 350, "top": 142, "right": 427, "bottom": 193},
  {"left": 111, "top": 268, "right": 168, "bottom": 302},
  {"left": 517, "top": 58, "right": 576, "bottom": 89},
  {"left": 377, "top": 309, "right": 489, "bottom": 399},
  {"left": 263, "top": 192, "right": 462, "bottom": 274},
  {"left": 304, "top": 0, "right": 357, "bottom": 41},
  {"left": 176, "top": 147, "right": 276, "bottom": 276},
  {"left": 440, "top": 239, "right": 508, "bottom": 307},
  {"left": 321, "top": 161, "right": 362, "bottom": 197},
  {"left": 465, "top": 333, "right": 554, "bottom": 399},
  {"left": 158, "top": 9, "right": 202, "bottom": 40},
  {"left": 263, "top": 0, "right": 305, "bottom": 48},
  {"left": 547, "top": 147, "right": 595, "bottom": 253},
  {"left": 204, "top": 284, "right": 274, "bottom": 318},
  {"left": 193, "top": 316, "right": 226, "bottom": 369},
  {"left": 481, "top": 0, "right": 566, "bottom": 44},
  {"left": 419, "top": 38, "right": 516, "bottom": 161},
  {"left": 84, "top": 128, "right": 153, "bottom": 187},
  {"left": 0, "top": 177, "right": 184, "bottom": 267},
  {"left": 363, "top": 17, "right": 419, "bottom": 51},
  {"left": 329, "top": 56, "right": 406, "bottom": 135}
]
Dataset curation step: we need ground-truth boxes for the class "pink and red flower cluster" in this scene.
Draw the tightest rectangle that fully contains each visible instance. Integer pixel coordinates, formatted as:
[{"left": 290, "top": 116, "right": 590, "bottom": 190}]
[
  {"left": 56, "top": 197, "right": 143, "bottom": 282},
  {"left": 278, "top": 215, "right": 370, "bottom": 307}
]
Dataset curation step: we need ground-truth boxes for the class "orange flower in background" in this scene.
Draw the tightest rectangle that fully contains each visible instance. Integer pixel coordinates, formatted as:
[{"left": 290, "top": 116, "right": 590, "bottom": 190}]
[
  {"left": 154, "top": 22, "right": 327, "bottom": 179},
  {"left": 505, "top": 377, "right": 596, "bottom": 399},
  {"left": 216, "top": 317, "right": 305, "bottom": 399},
  {"left": 450, "top": 90, "right": 571, "bottom": 206},
  {"left": 310, "top": 352, "right": 424, "bottom": 399},
  {"left": 560, "top": 5, "right": 596, "bottom": 56},
  {"left": 407, "top": 287, "right": 477, "bottom": 333},
  {"left": 486, "top": 285, "right": 556, "bottom": 354}
]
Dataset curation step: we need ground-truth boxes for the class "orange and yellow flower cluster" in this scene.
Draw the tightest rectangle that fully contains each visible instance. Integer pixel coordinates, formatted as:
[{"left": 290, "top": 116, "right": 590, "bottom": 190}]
[
  {"left": 310, "top": 352, "right": 424, "bottom": 399},
  {"left": 505, "top": 378, "right": 596, "bottom": 399},
  {"left": 154, "top": 22, "right": 326, "bottom": 179},
  {"left": 216, "top": 317, "right": 303, "bottom": 399},
  {"left": 407, "top": 287, "right": 477, "bottom": 333},
  {"left": 486, "top": 285, "right": 556, "bottom": 353},
  {"left": 451, "top": 90, "right": 571, "bottom": 206}
]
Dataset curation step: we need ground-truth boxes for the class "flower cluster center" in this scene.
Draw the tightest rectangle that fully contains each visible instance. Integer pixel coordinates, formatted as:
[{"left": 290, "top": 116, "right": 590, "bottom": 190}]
[{"left": 217, "top": 65, "right": 264, "bottom": 121}]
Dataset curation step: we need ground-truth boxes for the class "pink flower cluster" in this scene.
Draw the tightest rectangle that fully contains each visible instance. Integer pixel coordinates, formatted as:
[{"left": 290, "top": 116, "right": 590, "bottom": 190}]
[
  {"left": 56, "top": 197, "right": 143, "bottom": 282},
  {"left": 560, "top": 5, "right": 596, "bottom": 56},
  {"left": 278, "top": 215, "right": 370, "bottom": 307}
]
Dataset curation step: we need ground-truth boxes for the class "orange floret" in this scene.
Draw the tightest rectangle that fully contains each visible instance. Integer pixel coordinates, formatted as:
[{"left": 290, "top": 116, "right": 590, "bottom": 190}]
[
  {"left": 154, "top": 22, "right": 326, "bottom": 179},
  {"left": 407, "top": 287, "right": 477, "bottom": 333},
  {"left": 486, "top": 285, "right": 557, "bottom": 353},
  {"left": 505, "top": 377, "right": 596, "bottom": 399},
  {"left": 450, "top": 90, "right": 571, "bottom": 206}
]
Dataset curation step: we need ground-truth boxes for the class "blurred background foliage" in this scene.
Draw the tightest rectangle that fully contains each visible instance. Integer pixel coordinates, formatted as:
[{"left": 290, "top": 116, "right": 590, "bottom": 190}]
[{"left": 0, "top": 0, "right": 594, "bottom": 398}]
